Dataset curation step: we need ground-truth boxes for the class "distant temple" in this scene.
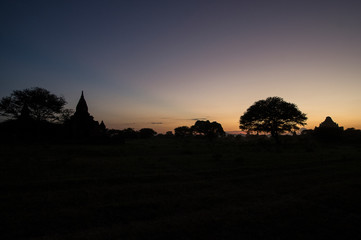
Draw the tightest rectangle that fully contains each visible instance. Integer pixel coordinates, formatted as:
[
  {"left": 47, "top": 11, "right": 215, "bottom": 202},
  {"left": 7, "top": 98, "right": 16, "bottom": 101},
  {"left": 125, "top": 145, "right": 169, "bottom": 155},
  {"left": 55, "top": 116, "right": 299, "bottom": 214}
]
[
  {"left": 314, "top": 116, "right": 343, "bottom": 139},
  {"left": 65, "top": 91, "right": 106, "bottom": 139},
  {"left": 316, "top": 116, "right": 343, "bottom": 130}
]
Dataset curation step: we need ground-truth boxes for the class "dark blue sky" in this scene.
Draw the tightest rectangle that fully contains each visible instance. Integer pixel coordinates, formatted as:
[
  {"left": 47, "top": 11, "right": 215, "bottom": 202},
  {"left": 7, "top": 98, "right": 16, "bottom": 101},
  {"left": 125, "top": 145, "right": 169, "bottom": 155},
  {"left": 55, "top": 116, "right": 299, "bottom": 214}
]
[{"left": 1, "top": 0, "right": 361, "bottom": 132}]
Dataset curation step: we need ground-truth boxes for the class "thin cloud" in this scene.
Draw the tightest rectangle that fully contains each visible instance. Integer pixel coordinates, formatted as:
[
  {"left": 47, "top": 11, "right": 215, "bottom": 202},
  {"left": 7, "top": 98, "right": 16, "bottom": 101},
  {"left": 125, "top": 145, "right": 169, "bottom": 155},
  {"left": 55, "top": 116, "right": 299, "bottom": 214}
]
[
  {"left": 189, "top": 118, "right": 208, "bottom": 121},
  {"left": 159, "top": 117, "right": 210, "bottom": 122},
  {"left": 120, "top": 122, "right": 137, "bottom": 125}
]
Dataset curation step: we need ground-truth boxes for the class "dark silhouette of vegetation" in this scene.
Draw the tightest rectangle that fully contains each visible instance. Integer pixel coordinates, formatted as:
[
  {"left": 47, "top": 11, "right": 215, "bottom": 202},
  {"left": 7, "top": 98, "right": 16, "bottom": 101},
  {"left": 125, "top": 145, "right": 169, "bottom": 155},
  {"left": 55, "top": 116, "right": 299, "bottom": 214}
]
[
  {"left": 174, "top": 126, "right": 192, "bottom": 137},
  {"left": 0, "top": 87, "right": 73, "bottom": 143},
  {"left": 174, "top": 120, "right": 225, "bottom": 139},
  {"left": 118, "top": 128, "right": 138, "bottom": 139},
  {"left": 59, "top": 108, "right": 74, "bottom": 122},
  {"left": 240, "top": 97, "right": 307, "bottom": 141},
  {"left": 165, "top": 131, "right": 173, "bottom": 137},
  {"left": 343, "top": 128, "right": 361, "bottom": 143},
  {"left": 107, "top": 127, "right": 158, "bottom": 142},
  {"left": 191, "top": 120, "right": 225, "bottom": 138},
  {"left": 0, "top": 117, "right": 64, "bottom": 143},
  {"left": 0, "top": 87, "right": 68, "bottom": 122},
  {"left": 139, "top": 128, "right": 157, "bottom": 138}
]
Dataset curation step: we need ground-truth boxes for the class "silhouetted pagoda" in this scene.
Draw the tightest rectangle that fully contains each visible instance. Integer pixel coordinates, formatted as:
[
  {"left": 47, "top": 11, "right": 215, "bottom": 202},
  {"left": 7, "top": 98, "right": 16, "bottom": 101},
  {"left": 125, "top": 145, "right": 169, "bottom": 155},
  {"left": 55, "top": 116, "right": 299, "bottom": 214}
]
[
  {"left": 314, "top": 116, "right": 343, "bottom": 139},
  {"left": 316, "top": 116, "right": 343, "bottom": 130},
  {"left": 65, "top": 91, "right": 106, "bottom": 139}
]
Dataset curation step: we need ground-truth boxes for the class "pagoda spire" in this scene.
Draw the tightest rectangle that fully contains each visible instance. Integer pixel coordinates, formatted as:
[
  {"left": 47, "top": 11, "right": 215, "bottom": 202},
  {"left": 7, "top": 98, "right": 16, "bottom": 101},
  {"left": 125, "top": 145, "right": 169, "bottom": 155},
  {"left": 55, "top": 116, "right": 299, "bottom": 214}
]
[
  {"left": 75, "top": 91, "right": 89, "bottom": 115},
  {"left": 319, "top": 116, "right": 339, "bottom": 128}
]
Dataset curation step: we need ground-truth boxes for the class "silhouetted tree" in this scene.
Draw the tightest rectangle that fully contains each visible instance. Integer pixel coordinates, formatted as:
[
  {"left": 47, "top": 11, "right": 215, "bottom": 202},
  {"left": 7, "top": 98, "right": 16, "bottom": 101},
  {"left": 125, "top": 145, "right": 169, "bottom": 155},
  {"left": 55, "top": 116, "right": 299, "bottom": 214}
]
[
  {"left": 0, "top": 87, "right": 68, "bottom": 122},
  {"left": 239, "top": 97, "right": 307, "bottom": 141},
  {"left": 109, "top": 128, "right": 138, "bottom": 139},
  {"left": 165, "top": 131, "right": 173, "bottom": 137},
  {"left": 174, "top": 126, "right": 192, "bottom": 137},
  {"left": 343, "top": 128, "right": 361, "bottom": 143},
  {"left": 191, "top": 120, "right": 225, "bottom": 138},
  {"left": 139, "top": 128, "right": 157, "bottom": 138},
  {"left": 121, "top": 128, "right": 138, "bottom": 138},
  {"left": 59, "top": 109, "right": 74, "bottom": 123}
]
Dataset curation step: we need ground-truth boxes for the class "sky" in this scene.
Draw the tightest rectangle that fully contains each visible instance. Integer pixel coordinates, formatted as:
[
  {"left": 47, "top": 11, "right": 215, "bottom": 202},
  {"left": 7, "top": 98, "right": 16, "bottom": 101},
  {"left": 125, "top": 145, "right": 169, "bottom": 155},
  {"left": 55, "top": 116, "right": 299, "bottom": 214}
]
[{"left": 1, "top": 0, "right": 361, "bottom": 133}]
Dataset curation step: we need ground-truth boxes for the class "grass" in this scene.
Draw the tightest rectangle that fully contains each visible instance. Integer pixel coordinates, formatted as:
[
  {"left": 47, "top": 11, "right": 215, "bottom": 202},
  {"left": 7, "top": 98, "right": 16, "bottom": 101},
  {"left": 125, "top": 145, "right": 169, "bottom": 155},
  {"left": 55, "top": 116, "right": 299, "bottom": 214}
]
[{"left": 1, "top": 138, "right": 361, "bottom": 239}]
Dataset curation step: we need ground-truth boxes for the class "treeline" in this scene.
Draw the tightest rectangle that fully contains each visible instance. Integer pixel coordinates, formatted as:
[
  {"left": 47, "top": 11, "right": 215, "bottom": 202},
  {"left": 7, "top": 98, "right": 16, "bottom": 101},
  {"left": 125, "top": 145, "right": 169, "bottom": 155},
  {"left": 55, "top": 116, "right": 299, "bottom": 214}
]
[
  {"left": 174, "top": 120, "right": 225, "bottom": 138},
  {"left": 105, "top": 119, "right": 225, "bottom": 142},
  {"left": 108, "top": 128, "right": 157, "bottom": 140},
  {"left": 101, "top": 126, "right": 361, "bottom": 144}
]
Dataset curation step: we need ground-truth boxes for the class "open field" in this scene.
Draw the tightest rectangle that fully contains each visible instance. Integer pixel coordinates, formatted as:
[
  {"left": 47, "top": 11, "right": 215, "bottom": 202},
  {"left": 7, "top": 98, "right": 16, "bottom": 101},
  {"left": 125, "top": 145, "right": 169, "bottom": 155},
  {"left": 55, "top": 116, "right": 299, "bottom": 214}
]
[{"left": 1, "top": 138, "right": 361, "bottom": 239}]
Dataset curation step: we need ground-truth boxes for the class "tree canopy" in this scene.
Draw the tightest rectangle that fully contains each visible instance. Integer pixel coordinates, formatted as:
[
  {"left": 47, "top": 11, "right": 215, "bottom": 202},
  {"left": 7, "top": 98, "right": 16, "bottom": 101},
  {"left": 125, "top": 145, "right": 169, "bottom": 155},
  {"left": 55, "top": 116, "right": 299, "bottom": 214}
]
[
  {"left": 239, "top": 97, "right": 307, "bottom": 139},
  {"left": 139, "top": 128, "right": 157, "bottom": 138},
  {"left": 0, "top": 87, "right": 67, "bottom": 122},
  {"left": 191, "top": 120, "right": 225, "bottom": 138},
  {"left": 174, "top": 121, "right": 225, "bottom": 138},
  {"left": 174, "top": 126, "right": 192, "bottom": 137}
]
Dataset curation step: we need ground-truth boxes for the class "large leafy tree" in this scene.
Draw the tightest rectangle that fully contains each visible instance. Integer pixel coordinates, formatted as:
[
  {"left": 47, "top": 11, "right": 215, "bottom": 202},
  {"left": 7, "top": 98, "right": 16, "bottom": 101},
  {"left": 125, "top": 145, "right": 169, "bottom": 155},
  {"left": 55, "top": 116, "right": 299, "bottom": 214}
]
[
  {"left": 239, "top": 97, "right": 307, "bottom": 140},
  {"left": 0, "top": 87, "right": 67, "bottom": 122},
  {"left": 174, "top": 126, "right": 192, "bottom": 137},
  {"left": 139, "top": 128, "right": 157, "bottom": 138},
  {"left": 191, "top": 120, "right": 225, "bottom": 138}
]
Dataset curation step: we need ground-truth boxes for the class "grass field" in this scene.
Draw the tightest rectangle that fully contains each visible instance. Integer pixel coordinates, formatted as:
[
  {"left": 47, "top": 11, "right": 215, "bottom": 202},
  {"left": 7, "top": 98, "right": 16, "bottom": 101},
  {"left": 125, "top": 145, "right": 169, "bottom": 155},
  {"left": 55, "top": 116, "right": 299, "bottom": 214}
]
[{"left": 1, "top": 138, "right": 361, "bottom": 239}]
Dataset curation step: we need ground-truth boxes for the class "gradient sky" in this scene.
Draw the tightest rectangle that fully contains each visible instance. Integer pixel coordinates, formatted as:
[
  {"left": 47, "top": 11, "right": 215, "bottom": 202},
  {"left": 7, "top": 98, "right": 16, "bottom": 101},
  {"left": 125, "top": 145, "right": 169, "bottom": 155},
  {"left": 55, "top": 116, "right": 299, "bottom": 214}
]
[{"left": 1, "top": 0, "right": 361, "bottom": 133}]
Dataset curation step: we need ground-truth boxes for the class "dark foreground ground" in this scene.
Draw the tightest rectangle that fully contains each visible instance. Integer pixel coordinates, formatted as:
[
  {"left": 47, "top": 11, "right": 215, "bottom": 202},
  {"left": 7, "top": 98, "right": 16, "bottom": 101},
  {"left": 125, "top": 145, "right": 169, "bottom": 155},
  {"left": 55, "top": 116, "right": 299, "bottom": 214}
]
[{"left": 1, "top": 138, "right": 361, "bottom": 239}]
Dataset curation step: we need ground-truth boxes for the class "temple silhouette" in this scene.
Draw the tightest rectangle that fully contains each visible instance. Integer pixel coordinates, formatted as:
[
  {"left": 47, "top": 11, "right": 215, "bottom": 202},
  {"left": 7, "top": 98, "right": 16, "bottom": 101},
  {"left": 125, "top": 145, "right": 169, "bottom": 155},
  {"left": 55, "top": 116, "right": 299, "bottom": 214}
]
[
  {"left": 313, "top": 116, "right": 343, "bottom": 139},
  {"left": 315, "top": 116, "right": 343, "bottom": 130},
  {"left": 65, "top": 91, "right": 106, "bottom": 139}
]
